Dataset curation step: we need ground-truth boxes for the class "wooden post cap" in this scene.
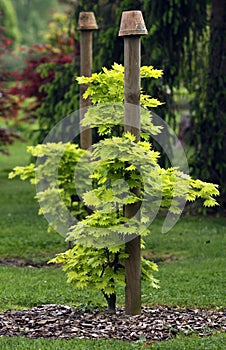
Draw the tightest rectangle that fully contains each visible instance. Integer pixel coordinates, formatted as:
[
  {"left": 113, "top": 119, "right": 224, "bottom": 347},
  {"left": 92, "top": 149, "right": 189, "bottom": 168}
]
[
  {"left": 118, "top": 11, "right": 148, "bottom": 36},
  {"left": 78, "top": 12, "right": 98, "bottom": 30}
]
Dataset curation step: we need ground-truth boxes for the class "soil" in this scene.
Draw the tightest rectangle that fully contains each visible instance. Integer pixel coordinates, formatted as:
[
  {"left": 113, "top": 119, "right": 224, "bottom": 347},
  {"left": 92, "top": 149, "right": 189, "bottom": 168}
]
[
  {"left": 0, "top": 259, "right": 56, "bottom": 268},
  {"left": 0, "top": 304, "right": 225, "bottom": 342}
]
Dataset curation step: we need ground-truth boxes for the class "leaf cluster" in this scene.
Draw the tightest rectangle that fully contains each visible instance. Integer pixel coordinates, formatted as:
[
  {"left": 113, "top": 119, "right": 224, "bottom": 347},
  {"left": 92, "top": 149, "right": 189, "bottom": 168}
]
[
  {"left": 49, "top": 243, "right": 159, "bottom": 296},
  {"left": 77, "top": 63, "right": 163, "bottom": 139}
]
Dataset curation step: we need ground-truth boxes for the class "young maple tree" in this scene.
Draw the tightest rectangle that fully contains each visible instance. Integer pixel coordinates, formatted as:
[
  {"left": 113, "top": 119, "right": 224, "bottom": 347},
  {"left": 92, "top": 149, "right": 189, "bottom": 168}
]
[{"left": 10, "top": 64, "right": 219, "bottom": 313}]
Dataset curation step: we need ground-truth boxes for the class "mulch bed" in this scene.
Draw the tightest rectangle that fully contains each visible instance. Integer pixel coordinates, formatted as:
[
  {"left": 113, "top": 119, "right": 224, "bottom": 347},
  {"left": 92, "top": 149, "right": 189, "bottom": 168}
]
[{"left": 0, "top": 304, "right": 225, "bottom": 341}]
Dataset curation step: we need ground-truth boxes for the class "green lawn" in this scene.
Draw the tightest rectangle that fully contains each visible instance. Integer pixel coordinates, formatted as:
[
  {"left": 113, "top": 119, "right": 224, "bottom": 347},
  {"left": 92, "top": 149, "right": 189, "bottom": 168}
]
[
  {"left": 0, "top": 141, "right": 66, "bottom": 263},
  {"left": 0, "top": 333, "right": 225, "bottom": 349},
  {"left": 0, "top": 140, "right": 225, "bottom": 349}
]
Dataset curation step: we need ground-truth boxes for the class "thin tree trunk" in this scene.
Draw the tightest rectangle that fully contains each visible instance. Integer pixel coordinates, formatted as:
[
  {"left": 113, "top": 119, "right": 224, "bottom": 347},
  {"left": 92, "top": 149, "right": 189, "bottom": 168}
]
[{"left": 103, "top": 292, "right": 116, "bottom": 314}]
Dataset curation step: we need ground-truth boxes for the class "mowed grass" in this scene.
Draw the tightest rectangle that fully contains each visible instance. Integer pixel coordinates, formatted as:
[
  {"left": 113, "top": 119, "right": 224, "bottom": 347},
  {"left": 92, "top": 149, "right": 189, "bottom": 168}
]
[
  {"left": 0, "top": 265, "right": 102, "bottom": 311},
  {"left": 0, "top": 141, "right": 66, "bottom": 263},
  {"left": 142, "top": 215, "right": 226, "bottom": 309},
  {"left": 0, "top": 333, "right": 225, "bottom": 350},
  {"left": 0, "top": 140, "right": 225, "bottom": 349}
]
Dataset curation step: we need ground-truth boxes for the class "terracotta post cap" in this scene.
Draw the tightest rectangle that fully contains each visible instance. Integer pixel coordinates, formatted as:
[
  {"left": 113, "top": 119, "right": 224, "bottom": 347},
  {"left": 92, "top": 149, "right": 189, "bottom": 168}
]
[
  {"left": 78, "top": 12, "right": 98, "bottom": 30},
  {"left": 119, "top": 10, "right": 147, "bottom": 36}
]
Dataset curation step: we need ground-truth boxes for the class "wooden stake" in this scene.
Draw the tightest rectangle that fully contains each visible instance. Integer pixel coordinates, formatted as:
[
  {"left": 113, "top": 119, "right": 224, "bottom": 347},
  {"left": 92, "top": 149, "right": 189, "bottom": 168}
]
[
  {"left": 78, "top": 12, "right": 98, "bottom": 150},
  {"left": 119, "top": 10, "right": 147, "bottom": 316}
]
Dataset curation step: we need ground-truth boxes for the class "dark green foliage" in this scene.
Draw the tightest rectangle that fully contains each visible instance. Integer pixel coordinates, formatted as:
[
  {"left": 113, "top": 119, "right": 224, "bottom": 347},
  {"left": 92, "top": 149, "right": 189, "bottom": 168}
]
[
  {"left": 74, "top": 1, "right": 144, "bottom": 71},
  {"left": 36, "top": 62, "right": 79, "bottom": 144},
  {"left": 72, "top": 0, "right": 226, "bottom": 209},
  {"left": 190, "top": 0, "right": 226, "bottom": 208},
  {"left": 142, "top": 0, "right": 208, "bottom": 85},
  {"left": 74, "top": 0, "right": 208, "bottom": 104}
]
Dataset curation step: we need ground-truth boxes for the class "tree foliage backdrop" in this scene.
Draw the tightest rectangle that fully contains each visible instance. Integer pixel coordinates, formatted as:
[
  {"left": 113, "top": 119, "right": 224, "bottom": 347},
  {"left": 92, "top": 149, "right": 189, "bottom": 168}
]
[
  {"left": 10, "top": 0, "right": 66, "bottom": 45},
  {"left": 190, "top": 0, "right": 226, "bottom": 209},
  {"left": 72, "top": 0, "right": 226, "bottom": 209},
  {"left": 0, "top": 3, "right": 77, "bottom": 153}
]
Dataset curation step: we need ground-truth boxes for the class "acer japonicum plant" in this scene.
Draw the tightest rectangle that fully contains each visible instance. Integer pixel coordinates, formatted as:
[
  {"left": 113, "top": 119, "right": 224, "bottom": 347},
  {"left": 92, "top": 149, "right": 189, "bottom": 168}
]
[{"left": 10, "top": 64, "right": 219, "bottom": 313}]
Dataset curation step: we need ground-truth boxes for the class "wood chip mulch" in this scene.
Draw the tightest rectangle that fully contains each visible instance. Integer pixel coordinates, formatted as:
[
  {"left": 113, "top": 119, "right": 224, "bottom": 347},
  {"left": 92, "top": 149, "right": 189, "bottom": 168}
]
[{"left": 0, "top": 304, "right": 225, "bottom": 341}]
